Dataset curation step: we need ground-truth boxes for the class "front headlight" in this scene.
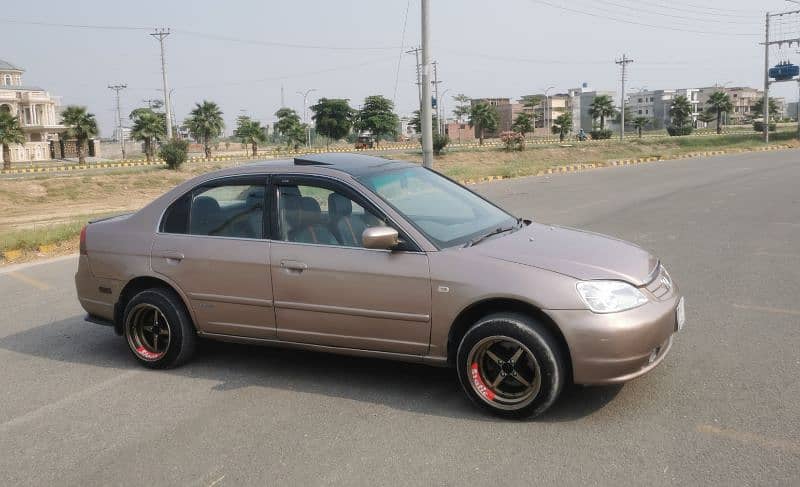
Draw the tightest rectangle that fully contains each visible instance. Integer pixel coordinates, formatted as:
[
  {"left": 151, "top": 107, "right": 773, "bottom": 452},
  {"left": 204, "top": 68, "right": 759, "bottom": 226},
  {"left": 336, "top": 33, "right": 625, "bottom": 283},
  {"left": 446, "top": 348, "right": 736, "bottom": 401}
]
[{"left": 576, "top": 280, "right": 648, "bottom": 313}]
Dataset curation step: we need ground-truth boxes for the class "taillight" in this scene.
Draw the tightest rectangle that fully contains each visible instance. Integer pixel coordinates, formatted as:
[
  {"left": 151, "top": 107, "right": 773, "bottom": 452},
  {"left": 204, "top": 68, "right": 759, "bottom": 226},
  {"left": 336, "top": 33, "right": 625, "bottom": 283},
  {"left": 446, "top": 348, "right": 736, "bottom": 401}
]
[{"left": 79, "top": 225, "right": 88, "bottom": 255}]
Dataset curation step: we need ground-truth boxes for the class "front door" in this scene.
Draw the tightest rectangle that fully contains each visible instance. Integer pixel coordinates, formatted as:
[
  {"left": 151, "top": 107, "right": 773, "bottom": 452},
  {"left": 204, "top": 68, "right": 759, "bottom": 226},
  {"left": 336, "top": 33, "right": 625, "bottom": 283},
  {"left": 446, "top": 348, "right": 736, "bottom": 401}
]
[
  {"left": 269, "top": 176, "right": 431, "bottom": 355},
  {"left": 152, "top": 176, "right": 276, "bottom": 339}
]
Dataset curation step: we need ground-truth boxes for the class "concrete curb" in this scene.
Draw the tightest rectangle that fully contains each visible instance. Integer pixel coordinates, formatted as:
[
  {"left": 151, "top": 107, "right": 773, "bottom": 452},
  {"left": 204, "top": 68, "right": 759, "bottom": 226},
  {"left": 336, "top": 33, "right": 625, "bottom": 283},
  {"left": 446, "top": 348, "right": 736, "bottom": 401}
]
[{"left": 456, "top": 144, "right": 796, "bottom": 186}]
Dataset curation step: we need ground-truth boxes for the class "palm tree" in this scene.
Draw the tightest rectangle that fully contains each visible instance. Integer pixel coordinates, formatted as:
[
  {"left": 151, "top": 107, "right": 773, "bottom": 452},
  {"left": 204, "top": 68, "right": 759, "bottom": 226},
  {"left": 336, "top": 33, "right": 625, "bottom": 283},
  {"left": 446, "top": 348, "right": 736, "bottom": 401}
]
[
  {"left": 512, "top": 113, "right": 533, "bottom": 137},
  {"left": 468, "top": 102, "right": 499, "bottom": 146},
  {"left": 631, "top": 116, "right": 650, "bottom": 138},
  {"left": 0, "top": 110, "right": 25, "bottom": 170},
  {"left": 185, "top": 101, "right": 224, "bottom": 158},
  {"left": 61, "top": 106, "right": 99, "bottom": 164},
  {"left": 129, "top": 108, "right": 166, "bottom": 162},
  {"left": 550, "top": 113, "right": 573, "bottom": 142},
  {"left": 234, "top": 116, "right": 267, "bottom": 156},
  {"left": 706, "top": 91, "right": 732, "bottom": 134},
  {"left": 669, "top": 95, "right": 693, "bottom": 128},
  {"left": 589, "top": 95, "right": 616, "bottom": 130}
]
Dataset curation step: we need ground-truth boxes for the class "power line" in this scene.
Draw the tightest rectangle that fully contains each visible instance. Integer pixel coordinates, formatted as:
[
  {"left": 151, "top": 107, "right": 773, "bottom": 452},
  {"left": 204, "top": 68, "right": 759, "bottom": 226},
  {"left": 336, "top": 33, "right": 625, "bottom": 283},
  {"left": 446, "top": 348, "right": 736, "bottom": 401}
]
[
  {"left": 619, "top": 0, "right": 761, "bottom": 18},
  {"left": 0, "top": 18, "right": 149, "bottom": 30},
  {"left": 584, "top": 0, "right": 758, "bottom": 26},
  {"left": 527, "top": 0, "right": 760, "bottom": 37},
  {"left": 392, "top": 0, "right": 412, "bottom": 105}
]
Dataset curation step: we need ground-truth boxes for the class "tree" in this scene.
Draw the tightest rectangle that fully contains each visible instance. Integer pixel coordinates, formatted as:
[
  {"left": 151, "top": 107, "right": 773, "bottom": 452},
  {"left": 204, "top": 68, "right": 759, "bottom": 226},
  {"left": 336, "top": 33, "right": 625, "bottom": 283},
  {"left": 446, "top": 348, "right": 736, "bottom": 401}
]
[
  {"left": 354, "top": 95, "right": 398, "bottom": 147},
  {"left": 669, "top": 95, "right": 693, "bottom": 128},
  {"left": 752, "top": 97, "right": 779, "bottom": 121},
  {"left": 698, "top": 111, "right": 716, "bottom": 126},
  {"left": 184, "top": 100, "right": 224, "bottom": 158},
  {"left": 129, "top": 108, "right": 166, "bottom": 162},
  {"left": 589, "top": 95, "right": 616, "bottom": 130},
  {"left": 234, "top": 116, "right": 267, "bottom": 156},
  {"left": 550, "top": 112, "right": 573, "bottom": 142},
  {"left": 0, "top": 110, "right": 25, "bottom": 170},
  {"left": 706, "top": 91, "right": 733, "bottom": 134},
  {"left": 468, "top": 102, "right": 499, "bottom": 145},
  {"left": 275, "top": 108, "right": 306, "bottom": 150},
  {"left": 310, "top": 98, "right": 355, "bottom": 149},
  {"left": 512, "top": 113, "right": 533, "bottom": 137},
  {"left": 409, "top": 110, "right": 438, "bottom": 134},
  {"left": 159, "top": 139, "right": 189, "bottom": 170},
  {"left": 452, "top": 93, "right": 471, "bottom": 122},
  {"left": 60, "top": 106, "right": 99, "bottom": 164},
  {"left": 631, "top": 116, "right": 650, "bottom": 138}
]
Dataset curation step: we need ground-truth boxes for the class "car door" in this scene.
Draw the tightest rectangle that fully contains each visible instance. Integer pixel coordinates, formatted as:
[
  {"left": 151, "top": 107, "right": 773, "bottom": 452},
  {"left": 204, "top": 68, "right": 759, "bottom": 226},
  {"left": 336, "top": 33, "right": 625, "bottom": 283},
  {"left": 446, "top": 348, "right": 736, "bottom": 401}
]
[
  {"left": 151, "top": 175, "right": 276, "bottom": 339},
  {"left": 269, "top": 175, "right": 432, "bottom": 355}
]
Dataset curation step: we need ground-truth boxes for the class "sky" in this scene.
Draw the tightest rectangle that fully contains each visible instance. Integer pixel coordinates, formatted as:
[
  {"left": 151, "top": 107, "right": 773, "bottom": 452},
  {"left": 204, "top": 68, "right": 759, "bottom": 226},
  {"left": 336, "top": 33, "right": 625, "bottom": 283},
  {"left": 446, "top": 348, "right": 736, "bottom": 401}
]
[{"left": 3, "top": 0, "right": 800, "bottom": 136}]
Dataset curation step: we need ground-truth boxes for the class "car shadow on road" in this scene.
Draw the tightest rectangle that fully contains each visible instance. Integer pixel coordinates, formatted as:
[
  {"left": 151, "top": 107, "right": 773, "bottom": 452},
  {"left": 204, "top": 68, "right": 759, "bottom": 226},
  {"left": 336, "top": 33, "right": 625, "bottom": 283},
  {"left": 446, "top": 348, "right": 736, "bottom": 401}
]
[{"left": 1, "top": 315, "right": 622, "bottom": 422}]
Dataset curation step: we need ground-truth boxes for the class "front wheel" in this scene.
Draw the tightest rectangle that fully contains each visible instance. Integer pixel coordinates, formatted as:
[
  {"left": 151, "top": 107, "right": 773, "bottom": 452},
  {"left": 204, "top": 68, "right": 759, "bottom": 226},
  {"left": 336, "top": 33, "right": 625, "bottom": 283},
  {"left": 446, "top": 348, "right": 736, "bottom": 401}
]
[{"left": 456, "top": 312, "right": 566, "bottom": 419}]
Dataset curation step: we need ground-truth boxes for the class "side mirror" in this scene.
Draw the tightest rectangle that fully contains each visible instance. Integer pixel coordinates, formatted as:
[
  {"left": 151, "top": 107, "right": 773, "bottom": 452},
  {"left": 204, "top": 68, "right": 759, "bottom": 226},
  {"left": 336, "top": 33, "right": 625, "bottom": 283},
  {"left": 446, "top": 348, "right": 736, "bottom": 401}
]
[{"left": 362, "top": 226, "right": 399, "bottom": 250}]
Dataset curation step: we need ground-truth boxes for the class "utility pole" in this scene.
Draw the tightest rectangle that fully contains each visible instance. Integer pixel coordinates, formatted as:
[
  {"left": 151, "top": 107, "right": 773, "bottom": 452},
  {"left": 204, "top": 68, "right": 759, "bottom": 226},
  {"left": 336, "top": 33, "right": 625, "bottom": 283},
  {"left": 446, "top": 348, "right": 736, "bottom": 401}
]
[
  {"left": 616, "top": 54, "right": 634, "bottom": 141},
  {"left": 406, "top": 47, "right": 422, "bottom": 104},
  {"left": 281, "top": 84, "right": 285, "bottom": 107},
  {"left": 797, "top": 50, "right": 800, "bottom": 138},
  {"left": 763, "top": 13, "right": 770, "bottom": 144},
  {"left": 432, "top": 61, "right": 442, "bottom": 134},
  {"left": 108, "top": 83, "right": 127, "bottom": 159},
  {"left": 151, "top": 28, "right": 173, "bottom": 139},
  {"left": 297, "top": 88, "right": 317, "bottom": 147},
  {"left": 420, "top": 0, "right": 433, "bottom": 168}
]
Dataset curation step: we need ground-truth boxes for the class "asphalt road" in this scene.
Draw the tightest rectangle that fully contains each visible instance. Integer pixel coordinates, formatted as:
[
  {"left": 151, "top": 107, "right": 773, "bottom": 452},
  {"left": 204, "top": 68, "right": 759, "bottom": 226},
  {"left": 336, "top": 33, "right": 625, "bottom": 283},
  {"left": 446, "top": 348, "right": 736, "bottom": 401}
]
[{"left": 1, "top": 150, "right": 798, "bottom": 486}]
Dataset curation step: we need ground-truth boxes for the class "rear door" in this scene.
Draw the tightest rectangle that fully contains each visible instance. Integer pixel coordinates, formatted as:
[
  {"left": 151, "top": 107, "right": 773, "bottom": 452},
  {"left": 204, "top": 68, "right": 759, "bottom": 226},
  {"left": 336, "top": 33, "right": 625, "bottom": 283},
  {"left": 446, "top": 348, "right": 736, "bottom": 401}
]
[
  {"left": 152, "top": 175, "right": 276, "bottom": 339},
  {"left": 268, "top": 175, "right": 432, "bottom": 355}
]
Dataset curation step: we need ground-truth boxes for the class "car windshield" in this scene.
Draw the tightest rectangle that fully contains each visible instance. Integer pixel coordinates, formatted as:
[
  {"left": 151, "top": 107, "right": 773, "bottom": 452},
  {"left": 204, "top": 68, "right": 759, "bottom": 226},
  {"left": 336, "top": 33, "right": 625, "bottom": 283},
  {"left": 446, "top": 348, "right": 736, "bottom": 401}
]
[{"left": 359, "top": 167, "right": 517, "bottom": 249}]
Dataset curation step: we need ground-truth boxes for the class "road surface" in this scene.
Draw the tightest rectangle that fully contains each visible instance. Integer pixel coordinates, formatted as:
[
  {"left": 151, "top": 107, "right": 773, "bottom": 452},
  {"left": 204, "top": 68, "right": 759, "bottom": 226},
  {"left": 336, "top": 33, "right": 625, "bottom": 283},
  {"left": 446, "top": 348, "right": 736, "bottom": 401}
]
[{"left": 1, "top": 150, "right": 798, "bottom": 486}]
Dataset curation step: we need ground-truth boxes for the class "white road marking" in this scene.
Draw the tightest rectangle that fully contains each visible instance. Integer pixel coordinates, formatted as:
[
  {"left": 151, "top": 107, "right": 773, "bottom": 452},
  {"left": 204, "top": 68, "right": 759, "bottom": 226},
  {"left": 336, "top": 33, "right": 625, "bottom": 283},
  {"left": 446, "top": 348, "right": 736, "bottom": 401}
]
[
  {"left": 732, "top": 303, "right": 800, "bottom": 317},
  {"left": 6, "top": 271, "right": 50, "bottom": 291}
]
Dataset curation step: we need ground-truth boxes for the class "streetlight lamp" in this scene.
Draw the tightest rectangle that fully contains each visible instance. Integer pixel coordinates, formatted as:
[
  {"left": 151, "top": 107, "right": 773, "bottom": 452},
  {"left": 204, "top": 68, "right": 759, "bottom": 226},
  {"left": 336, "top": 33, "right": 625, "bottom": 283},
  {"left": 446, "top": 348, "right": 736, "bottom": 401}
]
[{"left": 297, "top": 88, "right": 317, "bottom": 147}]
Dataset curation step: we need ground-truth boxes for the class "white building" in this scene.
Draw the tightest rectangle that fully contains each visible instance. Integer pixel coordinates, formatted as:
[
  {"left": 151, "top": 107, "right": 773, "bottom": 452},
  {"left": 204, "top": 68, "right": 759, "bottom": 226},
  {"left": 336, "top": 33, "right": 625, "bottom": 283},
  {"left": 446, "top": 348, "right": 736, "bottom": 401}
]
[
  {"left": 0, "top": 59, "right": 65, "bottom": 162},
  {"left": 627, "top": 88, "right": 702, "bottom": 129}
]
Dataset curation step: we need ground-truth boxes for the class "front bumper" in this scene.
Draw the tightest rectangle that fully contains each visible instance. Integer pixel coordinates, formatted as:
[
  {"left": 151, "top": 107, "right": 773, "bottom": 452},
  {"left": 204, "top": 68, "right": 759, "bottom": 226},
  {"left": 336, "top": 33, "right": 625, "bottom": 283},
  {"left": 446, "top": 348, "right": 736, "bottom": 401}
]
[{"left": 545, "top": 290, "right": 682, "bottom": 385}]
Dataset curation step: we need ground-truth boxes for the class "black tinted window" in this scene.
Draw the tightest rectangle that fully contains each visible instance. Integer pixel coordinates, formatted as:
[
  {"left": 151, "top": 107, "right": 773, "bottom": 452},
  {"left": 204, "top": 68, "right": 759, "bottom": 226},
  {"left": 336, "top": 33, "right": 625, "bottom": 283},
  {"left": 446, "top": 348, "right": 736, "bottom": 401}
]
[{"left": 161, "top": 193, "right": 190, "bottom": 234}]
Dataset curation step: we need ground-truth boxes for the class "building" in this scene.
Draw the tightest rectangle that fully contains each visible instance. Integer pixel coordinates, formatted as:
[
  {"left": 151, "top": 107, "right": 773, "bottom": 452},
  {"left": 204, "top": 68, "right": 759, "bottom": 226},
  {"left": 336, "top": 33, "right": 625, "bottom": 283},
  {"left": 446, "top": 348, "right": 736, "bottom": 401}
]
[
  {"left": 469, "top": 97, "right": 525, "bottom": 138},
  {"left": 0, "top": 59, "right": 65, "bottom": 162},
  {"left": 626, "top": 88, "right": 702, "bottom": 129},
  {"left": 569, "top": 84, "right": 617, "bottom": 133},
  {"left": 788, "top": 101, "right": 799, "bottom": 121}
]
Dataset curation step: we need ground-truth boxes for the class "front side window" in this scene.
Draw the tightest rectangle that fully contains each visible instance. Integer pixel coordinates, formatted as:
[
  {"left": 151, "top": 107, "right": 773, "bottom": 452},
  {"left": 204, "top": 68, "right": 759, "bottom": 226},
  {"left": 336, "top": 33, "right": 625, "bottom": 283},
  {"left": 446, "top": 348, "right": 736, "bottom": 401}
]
[
  {"left": 359, "top": 167, "right": 516, "bottom": 248},
  {"left": 277, "top": 183, "right": 385, "bottom": 247},
  {"left": 161, "top": 182, "right": 265, "bottom": 239}
]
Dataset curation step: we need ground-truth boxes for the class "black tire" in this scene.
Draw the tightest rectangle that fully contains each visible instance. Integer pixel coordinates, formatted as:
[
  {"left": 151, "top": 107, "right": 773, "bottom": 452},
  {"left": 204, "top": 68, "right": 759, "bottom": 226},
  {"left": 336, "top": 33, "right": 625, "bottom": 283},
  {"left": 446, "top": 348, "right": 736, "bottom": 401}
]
[
  {"left": 122, "top": 287, "right": 197, "bottom": 369},
  {"left": 456, "top": 312, "right": 566, "bottom": 419}
]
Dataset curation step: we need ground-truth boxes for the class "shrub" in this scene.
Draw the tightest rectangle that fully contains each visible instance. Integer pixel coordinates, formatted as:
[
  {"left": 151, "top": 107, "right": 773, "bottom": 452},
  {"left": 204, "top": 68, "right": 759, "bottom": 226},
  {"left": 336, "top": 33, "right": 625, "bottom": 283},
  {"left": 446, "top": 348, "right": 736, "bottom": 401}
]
[
  {"left": 667, "top": 125, "right": 693, "bottom": 136},
  {"left": 159, "top": 139, "right": 189, "bottom": 170},
  {"left": 432, "top": 133, "right": 450, "bottom": 155},
  {"left": 590, "top": 129, "right": 613, "bottom": 140},
  {"left": 752, "top": 121, "right": 777, "bottom": 133},
  {"left": 500, "top": 131, "right": 525, "bottom": 151}
]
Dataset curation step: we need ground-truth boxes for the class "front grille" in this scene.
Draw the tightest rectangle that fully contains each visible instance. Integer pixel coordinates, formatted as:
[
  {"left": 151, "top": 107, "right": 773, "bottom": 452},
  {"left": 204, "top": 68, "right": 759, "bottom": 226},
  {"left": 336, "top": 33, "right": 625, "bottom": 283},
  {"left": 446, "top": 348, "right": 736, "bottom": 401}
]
[{"left": 645, "top": 264, "right": 672, "bottom": 299}]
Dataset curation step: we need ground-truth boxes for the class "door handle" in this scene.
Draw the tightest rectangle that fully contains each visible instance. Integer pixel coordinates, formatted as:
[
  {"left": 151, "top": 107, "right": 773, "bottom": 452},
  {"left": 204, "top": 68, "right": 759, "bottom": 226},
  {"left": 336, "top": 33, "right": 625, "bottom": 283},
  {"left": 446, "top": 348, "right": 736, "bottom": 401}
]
[
  {"left": 156, "top": 251, "right": 184, "bottom": 262},
  {"left": 280, "top": 260, "right": 308, "bottom": 271}
]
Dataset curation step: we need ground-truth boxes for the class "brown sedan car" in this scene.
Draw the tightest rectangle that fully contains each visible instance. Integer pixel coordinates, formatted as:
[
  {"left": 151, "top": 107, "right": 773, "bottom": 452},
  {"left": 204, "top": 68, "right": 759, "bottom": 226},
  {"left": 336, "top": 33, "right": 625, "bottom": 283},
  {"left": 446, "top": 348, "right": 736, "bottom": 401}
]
[{"left": 76, "top": 153, "right": 684, "bottom": 418}]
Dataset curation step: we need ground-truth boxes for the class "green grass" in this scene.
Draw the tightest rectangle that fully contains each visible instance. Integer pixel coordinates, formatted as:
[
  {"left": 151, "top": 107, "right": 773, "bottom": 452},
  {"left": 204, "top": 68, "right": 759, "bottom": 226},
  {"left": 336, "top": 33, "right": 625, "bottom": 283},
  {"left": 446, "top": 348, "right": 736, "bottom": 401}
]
[{"left": 1, "top": 220, "right": 86, "bottom": 253}]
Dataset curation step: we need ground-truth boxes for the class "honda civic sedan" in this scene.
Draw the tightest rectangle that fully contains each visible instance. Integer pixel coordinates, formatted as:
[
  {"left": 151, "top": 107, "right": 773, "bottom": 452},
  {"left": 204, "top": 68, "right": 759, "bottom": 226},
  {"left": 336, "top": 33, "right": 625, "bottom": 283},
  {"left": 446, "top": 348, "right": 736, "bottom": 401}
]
[{"left": 76, "top": 153, "right": 684, "bottom": 418}]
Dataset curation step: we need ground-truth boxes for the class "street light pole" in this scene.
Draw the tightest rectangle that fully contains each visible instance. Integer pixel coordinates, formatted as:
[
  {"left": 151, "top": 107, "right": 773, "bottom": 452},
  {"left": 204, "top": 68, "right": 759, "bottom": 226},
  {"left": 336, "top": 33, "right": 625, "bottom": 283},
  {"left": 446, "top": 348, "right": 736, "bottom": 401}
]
[
  {"left": 297, "top": 88, "right": 317, "bottom": 147},
  {"left": 440, "top": 88, "right": 451, "bottom": 135},
  {"left": 420, "top": 0, "right": 434, "bottom": 168}
]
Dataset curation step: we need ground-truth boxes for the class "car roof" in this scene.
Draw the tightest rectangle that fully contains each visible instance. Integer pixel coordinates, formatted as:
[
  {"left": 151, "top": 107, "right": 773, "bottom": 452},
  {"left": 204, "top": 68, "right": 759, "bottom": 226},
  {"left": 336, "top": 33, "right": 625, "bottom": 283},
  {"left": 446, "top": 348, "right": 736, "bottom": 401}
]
[{"left": 248, "top": 153, "right": 417, "bottom": 177}]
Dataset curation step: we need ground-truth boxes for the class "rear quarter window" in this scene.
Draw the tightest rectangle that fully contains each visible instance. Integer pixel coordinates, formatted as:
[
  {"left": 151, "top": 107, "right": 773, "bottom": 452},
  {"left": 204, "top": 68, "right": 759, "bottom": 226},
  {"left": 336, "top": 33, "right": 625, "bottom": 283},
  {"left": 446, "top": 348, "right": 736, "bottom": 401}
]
[{"left": 160, "top": 193, "right": 190, "bottom": 234}]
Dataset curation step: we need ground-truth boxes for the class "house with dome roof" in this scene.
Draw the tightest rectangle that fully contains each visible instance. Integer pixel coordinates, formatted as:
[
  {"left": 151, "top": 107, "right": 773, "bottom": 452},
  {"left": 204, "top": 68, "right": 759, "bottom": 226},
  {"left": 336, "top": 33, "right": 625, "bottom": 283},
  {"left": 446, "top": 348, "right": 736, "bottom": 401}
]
[{"left": 0, "top": 59, "right": 65, "bottom": 162}]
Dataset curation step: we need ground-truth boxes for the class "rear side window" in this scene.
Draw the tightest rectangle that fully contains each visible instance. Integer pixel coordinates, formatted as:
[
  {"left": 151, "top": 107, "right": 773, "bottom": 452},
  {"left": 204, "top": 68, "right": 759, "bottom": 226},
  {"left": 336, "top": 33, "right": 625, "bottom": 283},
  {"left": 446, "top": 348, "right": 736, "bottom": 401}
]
[
  {"left": 161, "top": 193, "right": 190, "bottom": 234},
  {"left": 160, "top": 181, "right": 266, "bottom": 239}
]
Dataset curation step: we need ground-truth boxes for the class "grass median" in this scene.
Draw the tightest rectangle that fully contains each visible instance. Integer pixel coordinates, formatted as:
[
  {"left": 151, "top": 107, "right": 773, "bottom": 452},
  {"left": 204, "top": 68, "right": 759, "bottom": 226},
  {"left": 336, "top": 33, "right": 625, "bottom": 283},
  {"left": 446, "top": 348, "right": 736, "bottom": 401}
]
[{"left": 1, "top": 131, "right": 797, "bottom": 262}]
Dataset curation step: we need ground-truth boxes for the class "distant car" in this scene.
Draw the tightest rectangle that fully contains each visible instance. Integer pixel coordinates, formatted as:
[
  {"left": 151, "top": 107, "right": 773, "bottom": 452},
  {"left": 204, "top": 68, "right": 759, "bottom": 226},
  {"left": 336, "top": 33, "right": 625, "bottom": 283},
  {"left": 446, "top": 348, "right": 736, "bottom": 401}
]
[{"left": 75, "top": 153, "right": 684, "bottom": 418}]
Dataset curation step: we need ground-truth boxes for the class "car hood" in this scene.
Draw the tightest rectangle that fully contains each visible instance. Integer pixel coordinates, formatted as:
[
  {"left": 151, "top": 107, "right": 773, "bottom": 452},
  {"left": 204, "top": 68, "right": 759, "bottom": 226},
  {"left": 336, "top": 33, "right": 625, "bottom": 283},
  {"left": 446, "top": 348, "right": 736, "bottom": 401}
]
[{"left": 471, "top": 222, "right": 658, "bottom": 286}]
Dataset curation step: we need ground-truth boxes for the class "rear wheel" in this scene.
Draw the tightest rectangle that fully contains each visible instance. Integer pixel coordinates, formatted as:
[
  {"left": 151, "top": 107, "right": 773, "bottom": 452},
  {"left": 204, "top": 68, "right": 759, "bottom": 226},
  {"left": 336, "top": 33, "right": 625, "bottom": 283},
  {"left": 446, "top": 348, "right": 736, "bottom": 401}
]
[
  {"left": 456, "top": 312, "right": 566, "bottom": 419},
  {"left": 123, "top": 288, "right": 196, "bottom": 369}
]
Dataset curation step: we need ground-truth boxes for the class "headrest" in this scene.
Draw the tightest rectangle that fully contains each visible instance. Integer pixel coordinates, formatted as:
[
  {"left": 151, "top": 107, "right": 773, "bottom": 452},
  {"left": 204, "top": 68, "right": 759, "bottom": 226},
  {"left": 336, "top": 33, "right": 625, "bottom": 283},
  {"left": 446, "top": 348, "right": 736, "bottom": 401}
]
[
  {"left": 328, "top": 192, "right": 352, "bottom": 217},
  {"left": 300, "top": 196, "right": 323, "bottom": 225},
  {"left": 191, "top": 196, "right": 220, "bottom": 221}
]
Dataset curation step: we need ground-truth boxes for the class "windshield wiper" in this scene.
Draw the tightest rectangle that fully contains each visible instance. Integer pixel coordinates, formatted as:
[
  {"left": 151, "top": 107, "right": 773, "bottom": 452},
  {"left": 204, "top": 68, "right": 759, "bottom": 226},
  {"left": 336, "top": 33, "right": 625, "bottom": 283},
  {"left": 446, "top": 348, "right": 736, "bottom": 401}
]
[{"left": 463, "top": 224, "right": 518, "bottom": 248}]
